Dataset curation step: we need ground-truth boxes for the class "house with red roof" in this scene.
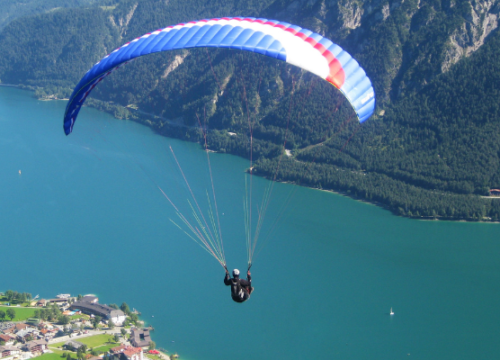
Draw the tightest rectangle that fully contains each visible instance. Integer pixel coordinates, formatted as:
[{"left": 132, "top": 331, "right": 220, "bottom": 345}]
[
  {"left": 15, "top": 324, "right": 28, "bottom": 332},
  {"left": 110, "top": 344, "right": 127, "bottom": 354},
  {"left": 110, "top": 346, "right": 143, "bottom": 360},
  {"left": 0, "top": 334, "right": 14, "bottom": 346}
]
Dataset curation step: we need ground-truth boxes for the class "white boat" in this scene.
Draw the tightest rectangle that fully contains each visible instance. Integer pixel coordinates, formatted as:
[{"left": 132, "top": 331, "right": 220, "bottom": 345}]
[{"left": 390, "top": 307, "right": 394, "bottom": 316}]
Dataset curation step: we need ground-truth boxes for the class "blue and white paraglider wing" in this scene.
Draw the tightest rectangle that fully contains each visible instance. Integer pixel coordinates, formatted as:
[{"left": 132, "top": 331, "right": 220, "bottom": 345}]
[{"left": 64, "top": 17, "right": 375, "bottom": 135}]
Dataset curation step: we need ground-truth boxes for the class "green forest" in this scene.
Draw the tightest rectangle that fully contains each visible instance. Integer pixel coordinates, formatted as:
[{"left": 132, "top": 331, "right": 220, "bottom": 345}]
[
  {"left": 0, "top": 0, "right": 499, "bottom": 220},
  {"left": 0, "top": 0, "right": 105, "bottom": 29}
]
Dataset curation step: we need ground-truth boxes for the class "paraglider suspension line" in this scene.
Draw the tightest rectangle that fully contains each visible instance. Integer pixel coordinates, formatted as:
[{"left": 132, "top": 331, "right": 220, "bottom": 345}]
[{"left": 240, "top": 69, "right": 255, "bottom": 266}]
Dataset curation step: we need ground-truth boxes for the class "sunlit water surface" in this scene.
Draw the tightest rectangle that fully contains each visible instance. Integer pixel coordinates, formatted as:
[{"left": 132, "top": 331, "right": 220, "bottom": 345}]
[{"left": 1, "top": 87, "right": 499, "bottom": 360}]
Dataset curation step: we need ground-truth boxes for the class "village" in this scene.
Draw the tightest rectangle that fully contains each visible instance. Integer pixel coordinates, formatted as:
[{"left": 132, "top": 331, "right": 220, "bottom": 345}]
[{"left": 0, "top": 293, "right": 177, "bottom": 360}]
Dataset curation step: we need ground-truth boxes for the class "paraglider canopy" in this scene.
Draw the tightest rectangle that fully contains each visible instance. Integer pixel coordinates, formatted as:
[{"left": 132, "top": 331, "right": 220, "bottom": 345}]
[{"left": 63, "top": 17, "right": 375, "bottom": 135}]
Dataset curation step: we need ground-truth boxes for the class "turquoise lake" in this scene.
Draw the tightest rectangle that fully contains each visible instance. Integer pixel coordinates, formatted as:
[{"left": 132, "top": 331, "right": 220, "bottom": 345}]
[{"left": 1, "top": 87, "right": 500, "bottom": 359}]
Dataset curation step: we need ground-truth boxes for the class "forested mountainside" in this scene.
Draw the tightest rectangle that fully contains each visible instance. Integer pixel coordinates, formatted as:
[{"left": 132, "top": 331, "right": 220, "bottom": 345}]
[
  {"left": 0, "top": 0, "right": 499, "bottom": 221},
  {"left": 0, "top": 0, "right": 104, "bottom": 29}
]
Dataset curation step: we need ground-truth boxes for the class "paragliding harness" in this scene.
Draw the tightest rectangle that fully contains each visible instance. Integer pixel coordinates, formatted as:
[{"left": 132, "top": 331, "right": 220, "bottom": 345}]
[
  {"left": 230, "top": 279, "right": 247, "bottom": 303},
  {"left": 226, "top": 264, "right": 252, "bottom": 303}
]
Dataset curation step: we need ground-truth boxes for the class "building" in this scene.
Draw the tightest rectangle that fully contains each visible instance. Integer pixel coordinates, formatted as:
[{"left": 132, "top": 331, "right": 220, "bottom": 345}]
[
  {"left": 39, "top": 328, "right": 56, "bottom": 340},
  {"left": 69, "top": 300, "right": 125, "bottom": 325},
  {"left": 38, "top": 329, "right": 58, "bottom": 340},
  {"left": 25, "top": 319, "right": 40, "bottom": 327},
  {"left": 0, "top": 323, "right": 15, "bottom": 333},
  {"left": 109, "top": 345, "right": 127, "bottom": 354},
  {"left": 0, "top": 335, "right": 14, "bottom": 346},
  {"left": 82, "top": 295, "right": 98, "bottom": 304},
  {"left": 70, "top": 324, "right": 81, "bottom": 334},
  {"left": 16, "top": 329, "right": 37, "bottom": 342},
  {"left": 36, "top": 300, "right": 47, "bottom": 307},
  {"left": 48, "top": 299, "right": 67, "bottom": 305},
  {"left": 0, "top": 327, "right": 15, "bottom": 335},
  {"left": 24, "top": 340, "right": 48, "bottom": 354},
  {"left": 122, "top": 347, "right": 143, "bottom": 360},
  {"left": 110, "top": 346, "right": 143, "bottom": 360},
  {"left": 0, "top": 346, "right": 21, "bottom": 358},
  {"left": 14, "top": 324, "right": 29, "bottom": 332},
  {"left": 64, "top": 340, "right": 85, "bottom": 351},
  {"left": 130, "top": 328, "right": 151, "bottom": 348}
]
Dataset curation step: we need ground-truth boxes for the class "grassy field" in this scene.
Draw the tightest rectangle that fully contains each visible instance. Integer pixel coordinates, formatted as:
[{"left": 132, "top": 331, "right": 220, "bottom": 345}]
[
  {"left": 70, "top": 314, "right": 88, "bottom": 320},
  {"left": 33, "top": 353, "right": 65, "bottom": 360},
  {"left": 52, "top": 334, "right": 118, "bottom": 350},
  {"left": 79, "top": 334, "right": 117, "bottom": 348},
  {"left": 93, "top": 344, "right": 119, "bottom": 354},
  {"left": 146, "top": 354, "right": 162, "bottom": 360},
  {"left": 47, "top": 347, "right": 65, "bottom": 356},
  {"left": 50, "top": 341, "right": 67, "bottom": 349},
  {"left": 0, "top": 306, "right": 36, "bottom": 321}
]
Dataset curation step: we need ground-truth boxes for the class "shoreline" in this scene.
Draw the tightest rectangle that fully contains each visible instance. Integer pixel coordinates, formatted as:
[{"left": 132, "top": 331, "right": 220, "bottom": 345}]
[
  {"left": 106, "top": 111, "right": 500, "bottom": 224},
  {"left": 278, "top": 180, "right": 500, "bottom": 224},
  {"left": 125, "top": 108, "right": 500, "bottom": 224},
  {"left": 0, "top": 83, "right": 21, "bottom": 88},
  {"left": 4, "top": 86, "right": 497, "bottom": 224},
  {"left": 39, "top": 98, "right": 69, "bottom": 101},
  {"left": 312, "top": 187, "right": 500, "bottom": 223}
]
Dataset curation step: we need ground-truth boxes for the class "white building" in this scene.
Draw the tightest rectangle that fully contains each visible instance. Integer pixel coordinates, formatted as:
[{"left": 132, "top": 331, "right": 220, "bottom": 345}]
[{"left": 69, "top": 299, "right": 126, "bottom": 325}]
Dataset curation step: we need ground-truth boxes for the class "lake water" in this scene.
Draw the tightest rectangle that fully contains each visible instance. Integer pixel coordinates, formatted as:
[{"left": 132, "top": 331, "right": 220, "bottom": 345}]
[{"left": 1, "top": 87, "right": 500, "bottom": 360}]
